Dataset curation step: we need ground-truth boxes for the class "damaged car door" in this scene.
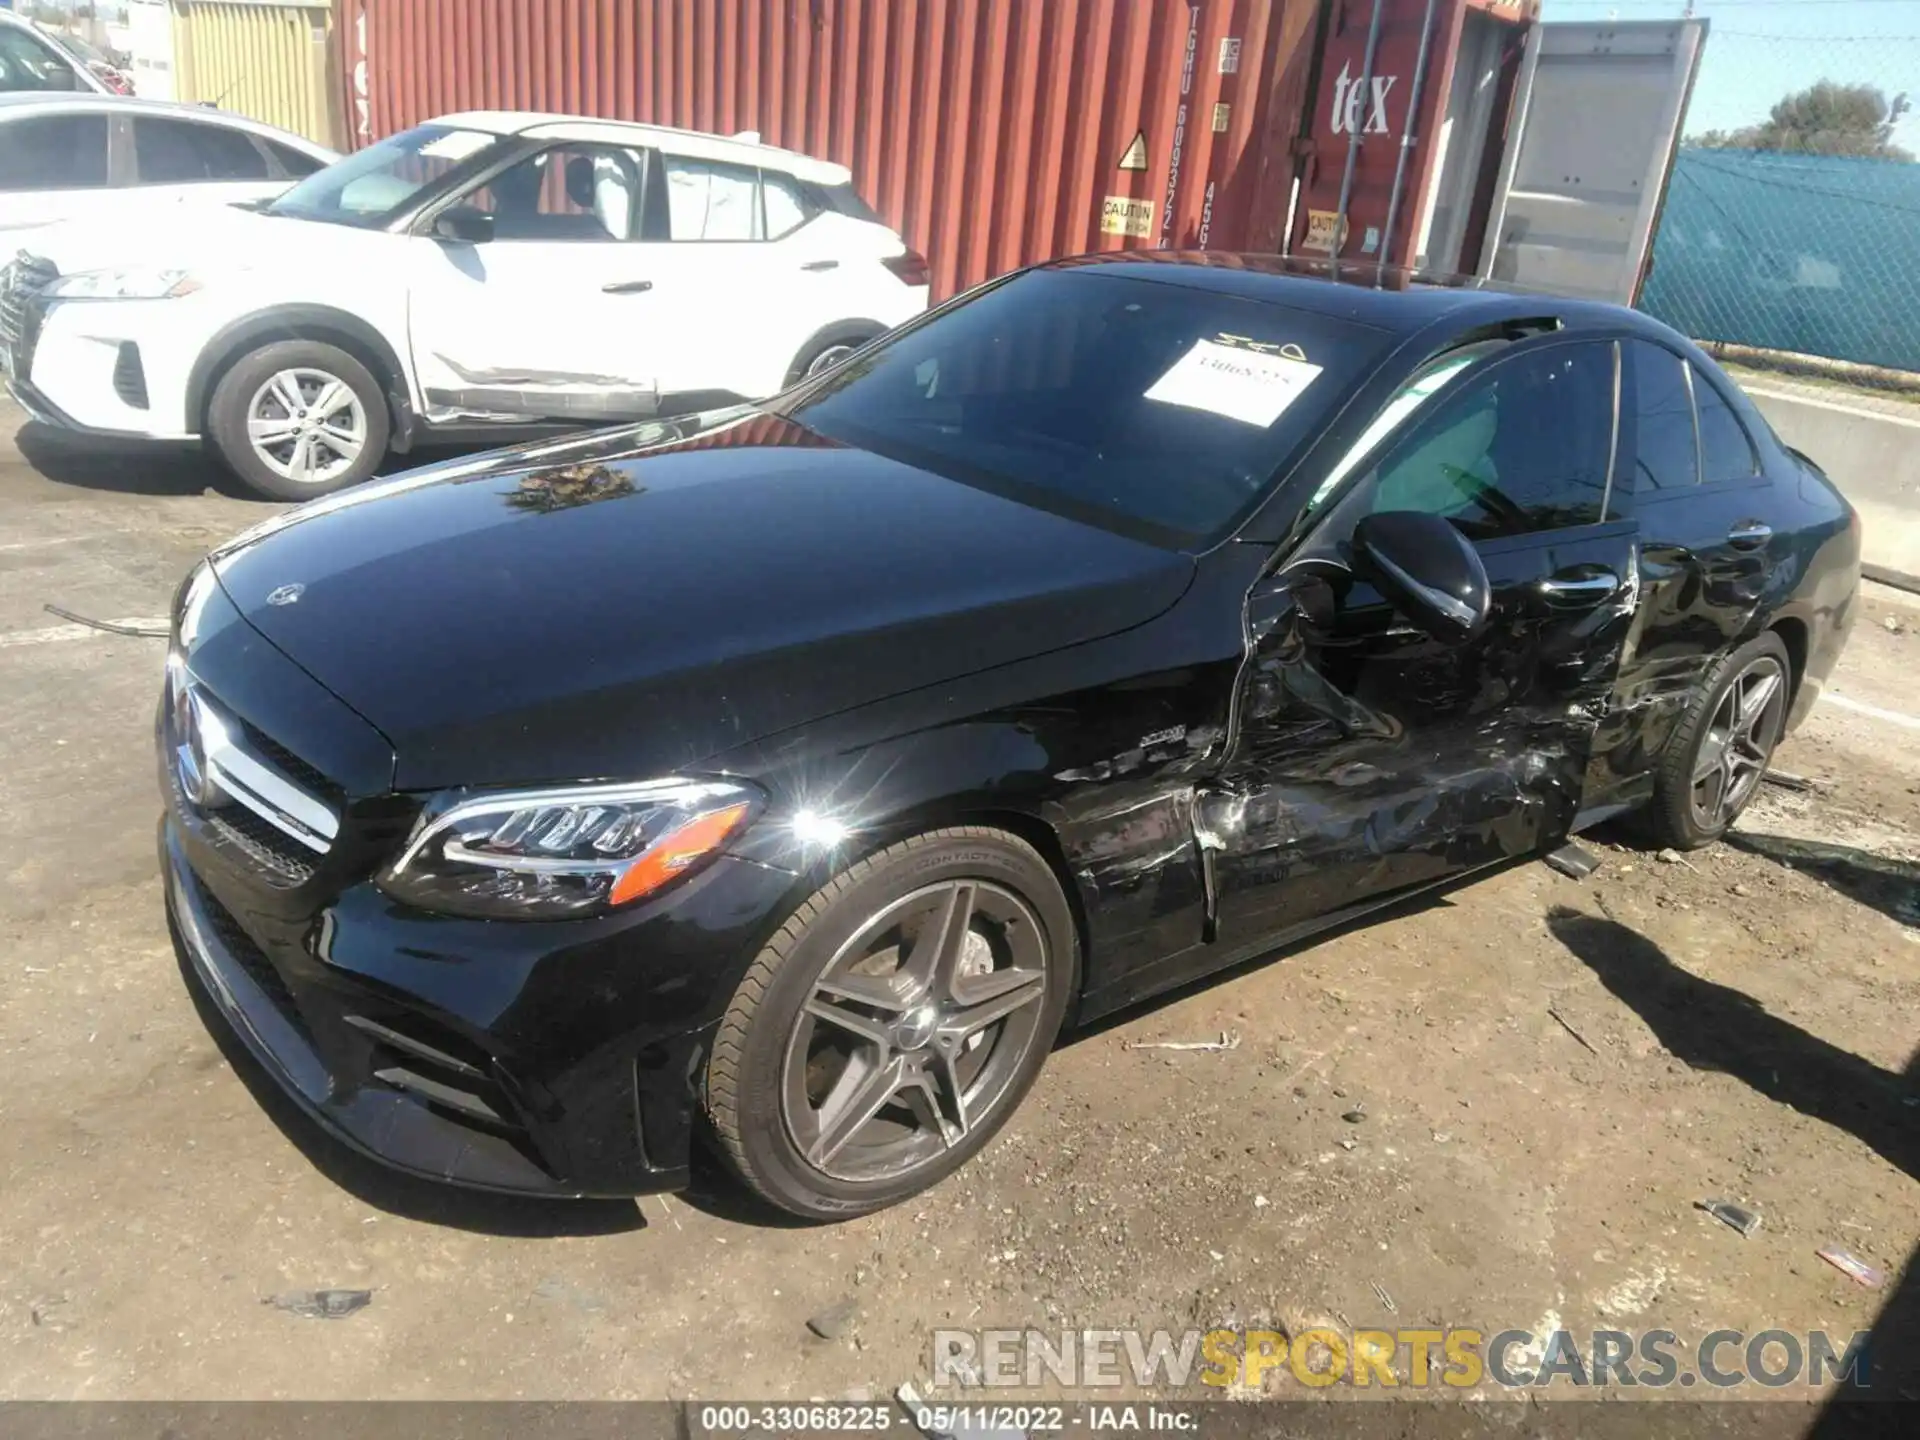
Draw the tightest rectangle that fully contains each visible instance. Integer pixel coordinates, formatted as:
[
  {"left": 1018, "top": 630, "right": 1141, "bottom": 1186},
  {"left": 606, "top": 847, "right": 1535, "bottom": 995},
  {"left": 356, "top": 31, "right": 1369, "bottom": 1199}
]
[
  {"left": 1203, "top": 337, "right": 1638, "bottom": 945},
  {"left": 406, "top": 140, "right": 664, "bottom": 422}
]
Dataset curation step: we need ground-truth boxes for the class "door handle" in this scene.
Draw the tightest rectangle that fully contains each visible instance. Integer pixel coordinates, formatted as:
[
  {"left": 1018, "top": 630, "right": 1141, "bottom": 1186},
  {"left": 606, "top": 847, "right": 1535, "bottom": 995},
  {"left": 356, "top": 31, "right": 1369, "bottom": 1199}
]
[
  {"left": 1538, "top": 569, "right": 1621, "bottom": 604},
  {"left": 800, "top": 259, "right": 840, "bottom": 272},
  {"left": 601, "top": 280, "right": 653, "bottom": 294},
  {"left": 1727, "top": 520, "right": 1772, "bottom": 550}
]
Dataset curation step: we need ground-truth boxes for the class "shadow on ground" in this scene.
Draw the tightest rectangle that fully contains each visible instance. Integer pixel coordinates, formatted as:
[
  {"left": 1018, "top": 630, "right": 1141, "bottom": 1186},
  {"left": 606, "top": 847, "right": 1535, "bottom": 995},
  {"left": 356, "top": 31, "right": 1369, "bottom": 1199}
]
[
  {"left": 15, "top": 420, "right": 499, "bottom": 500},
  {"left": 1728, "top": 828, "right": 1920, "bottom": 929},
  {"left": 17, "top": 422, "right": 246, "bottom": 498},
  {"left": 1547, "top": 905, "right": 1920, "bottom": 1416},
  {"left": 1546, "top": 905, "right": 1917, "bottom": 1180}
]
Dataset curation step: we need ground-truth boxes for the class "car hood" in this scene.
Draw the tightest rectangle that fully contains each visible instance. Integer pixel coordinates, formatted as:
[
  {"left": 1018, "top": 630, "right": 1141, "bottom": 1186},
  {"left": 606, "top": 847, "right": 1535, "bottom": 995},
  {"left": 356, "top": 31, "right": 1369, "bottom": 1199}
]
[
  {"left": 22, "top": 201, "right": 322, "bottom": 274},
  {"left": 212, "top": 410, "right": 1196, "bottom": 791}
]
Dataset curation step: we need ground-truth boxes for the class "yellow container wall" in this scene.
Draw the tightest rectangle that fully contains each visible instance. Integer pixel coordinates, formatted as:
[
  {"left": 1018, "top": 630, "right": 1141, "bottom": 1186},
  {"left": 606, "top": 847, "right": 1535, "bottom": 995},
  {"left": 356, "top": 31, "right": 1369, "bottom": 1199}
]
[{"left": 171, "top": 2, "right": 336, "bottom": 147}]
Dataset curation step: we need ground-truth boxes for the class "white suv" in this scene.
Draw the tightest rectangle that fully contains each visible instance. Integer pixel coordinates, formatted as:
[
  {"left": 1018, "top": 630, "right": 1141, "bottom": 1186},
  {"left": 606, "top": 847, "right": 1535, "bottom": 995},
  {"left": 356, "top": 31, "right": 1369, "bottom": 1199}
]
[{"left": 0, "top": 112, "right": 930, "bottom": 497}]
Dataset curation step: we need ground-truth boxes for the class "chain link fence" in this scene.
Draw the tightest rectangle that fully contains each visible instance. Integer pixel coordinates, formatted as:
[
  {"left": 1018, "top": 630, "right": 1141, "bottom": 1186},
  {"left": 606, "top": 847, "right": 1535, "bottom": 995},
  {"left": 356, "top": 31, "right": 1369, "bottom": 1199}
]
[{"left": 1636, "top": 19, "right": 1920, "bottom": 405}]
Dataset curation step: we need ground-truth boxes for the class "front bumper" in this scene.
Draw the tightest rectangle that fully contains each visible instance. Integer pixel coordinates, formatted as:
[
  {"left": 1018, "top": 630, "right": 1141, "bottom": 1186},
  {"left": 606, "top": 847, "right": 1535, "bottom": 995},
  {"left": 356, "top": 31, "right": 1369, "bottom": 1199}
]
[
  {"left": 158, "top": 579, "right": 805, "bottom": 1199},
  {"left": 2, "top": 265, "right": 201, "bottom": 439},
  {"left": 163, "top": 814, "right": 800, "bottom": 1197},
  {"left": 165, "top": 826, "right": 578, "bottom": 1194}
]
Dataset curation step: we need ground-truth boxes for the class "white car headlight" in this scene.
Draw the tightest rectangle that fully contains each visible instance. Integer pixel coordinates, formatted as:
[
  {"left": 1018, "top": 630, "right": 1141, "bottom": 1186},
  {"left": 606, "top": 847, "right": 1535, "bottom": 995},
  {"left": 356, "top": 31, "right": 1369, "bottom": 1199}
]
[
  {"left": 45, "top": 267, "right": 202, "bottom": 300},
  {"left": 379, "top": 778, "right": 761, "bottom": 920}
]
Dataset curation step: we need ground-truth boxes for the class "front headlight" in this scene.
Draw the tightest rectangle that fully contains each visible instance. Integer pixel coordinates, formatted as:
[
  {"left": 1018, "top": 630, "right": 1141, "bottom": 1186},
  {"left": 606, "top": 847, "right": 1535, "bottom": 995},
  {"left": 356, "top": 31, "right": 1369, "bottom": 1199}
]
[
  {"left": 379, "top": 778, "right": 760, "bottom": 920},
  {"left": 45, "top": 267, "right": 202, "bottom": 300}
]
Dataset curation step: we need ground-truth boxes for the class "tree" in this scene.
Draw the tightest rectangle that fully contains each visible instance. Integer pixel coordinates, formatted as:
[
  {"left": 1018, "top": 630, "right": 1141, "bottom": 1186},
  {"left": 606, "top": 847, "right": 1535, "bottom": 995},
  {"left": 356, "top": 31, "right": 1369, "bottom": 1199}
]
[{"left": 1691, "top": 81, "right": 1913, "bottom": 161}]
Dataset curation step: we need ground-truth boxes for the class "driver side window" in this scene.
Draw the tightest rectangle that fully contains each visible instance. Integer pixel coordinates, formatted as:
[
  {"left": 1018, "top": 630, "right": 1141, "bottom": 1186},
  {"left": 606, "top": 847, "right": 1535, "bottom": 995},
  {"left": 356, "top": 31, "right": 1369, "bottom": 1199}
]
[
  {"left": 463, "top": 144, "right": 648, "bottom": 241},
  {"left": 1368, "top": 341, "right": 1620, "bottom": 539}
]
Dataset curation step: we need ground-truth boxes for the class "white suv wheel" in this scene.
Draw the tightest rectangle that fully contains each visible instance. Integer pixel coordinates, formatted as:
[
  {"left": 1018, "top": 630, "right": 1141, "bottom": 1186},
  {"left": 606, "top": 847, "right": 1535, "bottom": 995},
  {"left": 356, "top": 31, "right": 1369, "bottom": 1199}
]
[
  {"left": 248, "top": 368, "right": 368, "bottom": 486},
  {"left": 208, "top": 339, "right": 389, "bottom": 501}
]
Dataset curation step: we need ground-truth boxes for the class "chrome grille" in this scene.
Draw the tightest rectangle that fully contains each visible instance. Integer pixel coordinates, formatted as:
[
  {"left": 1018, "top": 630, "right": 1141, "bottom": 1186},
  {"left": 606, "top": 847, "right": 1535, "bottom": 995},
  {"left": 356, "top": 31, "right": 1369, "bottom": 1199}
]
[
  {"left": 166, "top": 662, "right": 339, "bottom": 886},
  {"left": 0, "top": 253, "right": 56, "bottom": 380}
]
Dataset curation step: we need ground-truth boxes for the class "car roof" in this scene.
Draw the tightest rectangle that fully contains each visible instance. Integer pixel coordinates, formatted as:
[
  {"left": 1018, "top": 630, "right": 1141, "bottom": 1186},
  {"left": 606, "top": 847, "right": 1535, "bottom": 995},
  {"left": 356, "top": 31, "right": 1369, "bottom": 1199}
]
[
  {"left": 0, "top": 91, "right": 336, "bottom": 156},
  {"left": 426, "top": 110, "right": 852, "bottom": 185},
  {"left": 1046, "top": 250, "right": 1675, "bottom": 341}
]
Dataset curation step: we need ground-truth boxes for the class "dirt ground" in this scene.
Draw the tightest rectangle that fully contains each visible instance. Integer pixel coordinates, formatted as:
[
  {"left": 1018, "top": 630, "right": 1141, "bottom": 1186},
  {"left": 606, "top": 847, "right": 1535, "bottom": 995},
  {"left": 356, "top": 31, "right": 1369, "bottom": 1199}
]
[{"left": 1, "top": 398, "right": 1915, "bottom": 1415}]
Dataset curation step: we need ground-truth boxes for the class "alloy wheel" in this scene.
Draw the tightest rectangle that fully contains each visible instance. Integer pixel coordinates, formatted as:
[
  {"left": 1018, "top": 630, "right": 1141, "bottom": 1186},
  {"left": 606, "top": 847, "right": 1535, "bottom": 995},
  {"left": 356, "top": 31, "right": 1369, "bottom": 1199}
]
[
  {"left": 1690, "top": 654, "right": 1787, "bottom": 831},
  {"left": 780, "top": 880, "right": 1051, "bottom": 1184},
  {"left": 247, "top": 368, "right": 367, "bottom": 486}
]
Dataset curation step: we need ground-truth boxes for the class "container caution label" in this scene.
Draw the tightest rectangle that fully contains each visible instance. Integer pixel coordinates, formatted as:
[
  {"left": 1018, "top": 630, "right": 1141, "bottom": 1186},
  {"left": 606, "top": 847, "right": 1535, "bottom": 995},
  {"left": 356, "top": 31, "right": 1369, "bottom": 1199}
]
[
  {"left": 1101, "top": 196, "right": 1155, "bottom": 237},
  {"left": 1302, "top": 208, "right": 1349, "bottom": 253},
  {"left": 1117, "top": 132, "right": 1148, "bottom": 171}
]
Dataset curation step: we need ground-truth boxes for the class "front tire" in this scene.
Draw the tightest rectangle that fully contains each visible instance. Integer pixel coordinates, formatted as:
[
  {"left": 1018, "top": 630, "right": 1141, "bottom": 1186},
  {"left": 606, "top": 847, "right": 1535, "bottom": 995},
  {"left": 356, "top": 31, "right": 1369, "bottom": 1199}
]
[
  {"left": 1645, "top": 632, "right": 1792, "bottom": 849},
  {"left": 207, "top": 340, "right": 389, "bottom": 500},
  {"left": 705, "top": 826, "right": 1076, "bottom": 1220}
]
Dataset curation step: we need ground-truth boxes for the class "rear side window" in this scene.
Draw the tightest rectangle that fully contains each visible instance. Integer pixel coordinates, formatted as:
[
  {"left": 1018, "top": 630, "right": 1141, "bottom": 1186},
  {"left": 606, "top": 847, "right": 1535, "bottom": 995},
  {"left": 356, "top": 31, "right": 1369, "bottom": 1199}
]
[
  {"left": 1693, "top": 365, "right": 1760, "bottom": 482},
  {"left": 662, "top": 155, "right": 761, "bottom": 240},
  {"left": 134, "top": 117, "right": 270, "bottom": 182},
  {"left": 0, "top": 114, "right": 108, "bottom": 190},
  {"left": 265, "top": 140, "right": 325, "bottom": 178},
  {"left": 1627, "top": 340, "right": 1699, "bottom": 492},
  {"left": 762, "top": 170, "right": 812, "bottom": 238}
]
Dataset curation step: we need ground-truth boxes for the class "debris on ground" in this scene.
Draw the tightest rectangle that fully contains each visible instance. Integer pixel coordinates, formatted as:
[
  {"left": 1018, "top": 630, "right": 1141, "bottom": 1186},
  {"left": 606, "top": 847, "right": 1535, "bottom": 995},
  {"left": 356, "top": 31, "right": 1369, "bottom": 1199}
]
[
  {"left": 1253, "top": 1194, "right": 1270, "bottom": 1208},
  {"left": 262, "top": 1288, "right": 374, "bottom": 1319},
  {"left": 1656, "top": 848, "right": 1700, "bottom": 870},
  {"left": 1543, "top": 842, "right": 1603, "bottom": 880},
  {"left": 1548, "top": 1006, "right": 1601, "bottom": 1056},
  {"left": 1371, "top": 1281, "right": 1398, "bottom": 1315},
  {"left": 1341, "top": 1107, "right": 1367, "bottom": 1123},
  {"left": 1761, "top": 769, "right": 1821, "bottom": 794},
  {"left": 807, "top": 1297, "right": 859, "bottom": 1340},
  {"left": 1123, "top": 1030, "right": 1240, "bottom": 1052},
  {"left": 41, "top": 603, "right": 169, "bottom": 638},
  {"left": 1816, "top": 1245, "right": 1886, "bottom": 1288},
  {"left": 1696, "top": 1199, "right": 1763, "bottom": 1238},
  {"left": 1884, "top": 615, "right": 1903, "bottom": 634}
]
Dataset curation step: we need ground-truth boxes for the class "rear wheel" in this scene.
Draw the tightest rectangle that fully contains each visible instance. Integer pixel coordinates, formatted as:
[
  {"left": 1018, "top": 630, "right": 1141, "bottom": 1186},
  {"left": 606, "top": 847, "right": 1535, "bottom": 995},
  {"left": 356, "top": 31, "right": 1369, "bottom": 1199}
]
[
  {"left": 788, "top": 328, "right": 880, "bottom": 385},
  {"left": 207, "top": 340, "right": 389, "bottom": 500},
  {"left": 1645, "top": 632, "right": 1792, "bottom": 849},
  {"left": 705, "top": 826, "right": 1075, "bottom": 1220}
]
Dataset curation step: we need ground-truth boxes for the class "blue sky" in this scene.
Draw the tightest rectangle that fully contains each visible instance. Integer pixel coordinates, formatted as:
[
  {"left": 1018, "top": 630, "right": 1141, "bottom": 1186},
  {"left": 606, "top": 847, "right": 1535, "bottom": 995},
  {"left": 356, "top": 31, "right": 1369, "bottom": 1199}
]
[{"left": 1546, "top": 0, "right": 1920, "bottom": 147}]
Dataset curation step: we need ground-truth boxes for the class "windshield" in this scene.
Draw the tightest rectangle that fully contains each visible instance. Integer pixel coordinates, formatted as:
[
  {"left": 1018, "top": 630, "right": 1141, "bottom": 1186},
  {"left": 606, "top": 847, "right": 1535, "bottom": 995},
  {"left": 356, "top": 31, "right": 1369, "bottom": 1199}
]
[
  {"left": 267, "top": 124, "right": 501, "bottom": 226},
  {"left": 777, "top": 268, "right": 1393, "bottom": 547}
]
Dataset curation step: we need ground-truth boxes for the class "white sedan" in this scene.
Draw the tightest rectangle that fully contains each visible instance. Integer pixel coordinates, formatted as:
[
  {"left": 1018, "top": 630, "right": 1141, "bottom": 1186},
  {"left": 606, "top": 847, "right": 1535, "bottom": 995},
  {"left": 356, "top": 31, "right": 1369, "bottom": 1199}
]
[{"left": 0, "top": 94, "right": 336, "bottom": 245}]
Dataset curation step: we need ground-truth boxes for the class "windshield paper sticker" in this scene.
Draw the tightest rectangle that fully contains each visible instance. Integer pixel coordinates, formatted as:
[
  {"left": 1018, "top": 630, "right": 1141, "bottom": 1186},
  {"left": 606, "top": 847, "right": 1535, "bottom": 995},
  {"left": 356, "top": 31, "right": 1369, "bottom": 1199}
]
[{"left": 1145, "top": 338, "right": 1324, "bottom": 427}]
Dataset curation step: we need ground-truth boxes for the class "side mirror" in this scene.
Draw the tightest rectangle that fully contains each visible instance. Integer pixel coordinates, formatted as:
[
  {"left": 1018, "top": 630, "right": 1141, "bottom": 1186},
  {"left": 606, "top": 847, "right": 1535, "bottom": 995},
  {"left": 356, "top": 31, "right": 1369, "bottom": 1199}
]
[
  {"left": 1351, "top": 510, "right": 1491, "bottom": 646},
  {"left": 432, "top": 205, "right": 494, "bottom": 245}
]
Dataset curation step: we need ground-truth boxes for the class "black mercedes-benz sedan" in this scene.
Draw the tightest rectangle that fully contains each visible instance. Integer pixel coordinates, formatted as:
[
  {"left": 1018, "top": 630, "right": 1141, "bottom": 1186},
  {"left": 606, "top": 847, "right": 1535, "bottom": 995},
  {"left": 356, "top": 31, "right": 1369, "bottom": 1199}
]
[{"left": 159, "top": 255, "right": 1859, "bottom": 1219}]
